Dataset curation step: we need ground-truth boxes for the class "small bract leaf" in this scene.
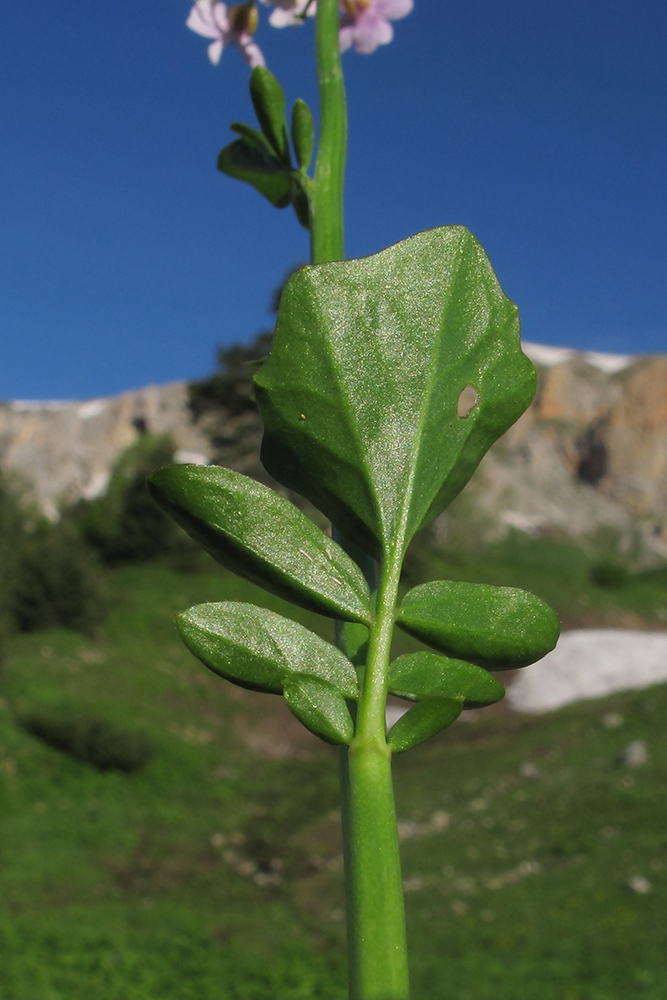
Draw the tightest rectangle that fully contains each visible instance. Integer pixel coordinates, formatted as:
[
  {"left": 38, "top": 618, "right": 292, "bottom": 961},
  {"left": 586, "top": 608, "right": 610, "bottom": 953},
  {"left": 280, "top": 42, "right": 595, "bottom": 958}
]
[
  {"left": 387, "top": 697, "right": 463, "bottom": 754},
  {"left": 249, "top": 66, "right": 291, "bottom": 165},
  {"left": 230, "top": 121, "right": 273, "bottom": 155},
  {"left": 337, "top": 621, "right": 369, "bottom": 668},
  {"left": 388, "top": 652, "right": 505, "bottom": 708},
  {"left": 291, "top": 177, "right": 310, "bottom": 229},
  {"left": 255, "top": 226, "right": 536, "bottom": 558},
  {"left": 283, "top": 675, "right": 354, "bottom": 745},
  {"left": 396, "top": 580, "right": 560, "bottom": 669},
  {"left": 177, "top": 602, "right": 359, "bottom": 698},
  {"left": 291, "top": 98, "right": 315, "bottom": 171},
  {"left": 218, "top": 138, "right": 292, "bottom": 208},
  {"left": 148, "top": 465, "right": 372, "bottom": 624}
]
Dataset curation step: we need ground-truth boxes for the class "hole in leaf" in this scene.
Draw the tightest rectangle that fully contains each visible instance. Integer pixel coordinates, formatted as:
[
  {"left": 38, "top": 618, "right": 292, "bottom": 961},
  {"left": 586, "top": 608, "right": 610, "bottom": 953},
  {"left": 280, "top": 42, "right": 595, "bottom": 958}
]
[{"left": 457, "top": 385, "right": 479, "bottom": 419}]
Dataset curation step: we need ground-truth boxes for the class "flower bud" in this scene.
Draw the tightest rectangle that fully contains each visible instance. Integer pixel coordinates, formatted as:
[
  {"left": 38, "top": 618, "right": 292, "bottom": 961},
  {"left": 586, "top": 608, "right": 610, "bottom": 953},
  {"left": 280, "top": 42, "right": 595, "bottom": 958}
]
[{"left": 229, "top": 1, "right": 259, "bottom": 35}]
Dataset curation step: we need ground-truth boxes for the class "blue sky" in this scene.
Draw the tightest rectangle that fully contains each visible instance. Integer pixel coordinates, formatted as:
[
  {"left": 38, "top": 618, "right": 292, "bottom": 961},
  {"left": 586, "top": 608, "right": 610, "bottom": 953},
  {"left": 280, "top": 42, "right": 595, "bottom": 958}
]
[{"left": 1, "top": 0, "right": 665, "bottom": 400}]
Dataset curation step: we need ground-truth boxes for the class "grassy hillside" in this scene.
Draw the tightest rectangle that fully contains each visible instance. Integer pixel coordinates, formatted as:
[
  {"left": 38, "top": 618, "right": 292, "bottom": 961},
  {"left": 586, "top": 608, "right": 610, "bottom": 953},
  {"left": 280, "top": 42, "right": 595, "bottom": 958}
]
[{"left": 0, "top": 557, "right": 666, "bottom": 999}]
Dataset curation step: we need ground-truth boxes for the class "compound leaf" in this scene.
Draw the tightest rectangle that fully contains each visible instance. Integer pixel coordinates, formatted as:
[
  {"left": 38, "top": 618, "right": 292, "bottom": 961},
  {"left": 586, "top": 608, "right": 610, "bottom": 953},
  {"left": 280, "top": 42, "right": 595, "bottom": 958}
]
[
  {"left": 218, "top": 137, "right": 292, "bottom": 208},
  {"left": 283, "top": 675, "right": 354, "bottom": 745},
  {"left": 291, "top": 98, "right": 315, "bottom": 171},
  {"left": 255, "top": 226, "right": 536, "bottom": 558},
  {"left": 148, "top": 465, "right": 372, "bottom": 624},
  {"left": 388, "top": 651, "right": 505, "bottom": 708},
  {"left": 177, "top": 602, "right": 359, "bottom": 698},
  {"left": 291, "top": 176, "right": 310, "bottom": 229},
  {"left": 249, "top": 66, "right": 291, "bottom": 165},
  {"left": 230, "top": 121, "right": 273, "bottom": 155},
  {"left": 387, "top": 697, "right": 463, "bottom": 754},
  {"left": 397, "top": 580, "right": 560, "bottom": 669}
]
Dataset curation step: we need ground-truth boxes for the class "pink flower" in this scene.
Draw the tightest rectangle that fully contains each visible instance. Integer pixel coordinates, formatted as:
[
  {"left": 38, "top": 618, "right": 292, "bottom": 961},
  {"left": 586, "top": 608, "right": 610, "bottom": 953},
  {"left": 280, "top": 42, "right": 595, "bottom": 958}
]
[
  {"left": 259, "top": 0, "right": 316, "bottom": 28},
  {"left": 186, "top": 1, "right": 265, "bottom": 67},
  {"left": 339, "top": 0, "right": 413, "bottom": 54}
]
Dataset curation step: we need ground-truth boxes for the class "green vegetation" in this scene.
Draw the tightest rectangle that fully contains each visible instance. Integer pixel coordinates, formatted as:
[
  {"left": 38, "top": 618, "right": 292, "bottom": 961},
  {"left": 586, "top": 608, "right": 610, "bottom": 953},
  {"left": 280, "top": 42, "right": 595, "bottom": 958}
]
[
  {"left": 188, "top": 331, "right": 274, "bottom": 432},
  {"left": 590, "top": 559, "right": 630, "bottom": 590},
  {"left": 0, "top": 434, "right": 201, "bottom": 648},
  {"left": 0, "top": 554, "right": 666, "bottom": 998},
  {"left": 69, "top": 432, "right": 196, "bottom": 568},
  {"left": 19, "top": 713, "right": 153, "bottom": 773},
  {"left": 0, "top": 474, "right": 105, "bottom": 641}
]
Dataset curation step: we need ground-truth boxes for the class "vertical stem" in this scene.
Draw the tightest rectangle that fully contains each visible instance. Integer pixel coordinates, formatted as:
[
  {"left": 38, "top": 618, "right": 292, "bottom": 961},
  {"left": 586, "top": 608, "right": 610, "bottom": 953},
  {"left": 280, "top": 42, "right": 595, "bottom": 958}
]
[
  {"left": 343, "top": 744, "right": 409, "bottom": 1000},
  {"left": 343, "top": 553, "right": 410, "bottom": 1000},
  {"left": 310, "top": 4, "right": 409, "bottom": 996},
  {"left": 311, "top": 0, "right": 347, "bottom": 264}
]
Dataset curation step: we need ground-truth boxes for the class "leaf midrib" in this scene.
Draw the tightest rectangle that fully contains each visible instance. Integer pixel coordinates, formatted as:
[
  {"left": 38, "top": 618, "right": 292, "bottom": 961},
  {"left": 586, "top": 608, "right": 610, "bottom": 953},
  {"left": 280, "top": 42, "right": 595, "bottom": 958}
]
[
  {"left": 309, "top": 272, "right": 383, "bottom": 548},
  {"left": 385, "top": 231, "right": 467, "bottom": 560}
]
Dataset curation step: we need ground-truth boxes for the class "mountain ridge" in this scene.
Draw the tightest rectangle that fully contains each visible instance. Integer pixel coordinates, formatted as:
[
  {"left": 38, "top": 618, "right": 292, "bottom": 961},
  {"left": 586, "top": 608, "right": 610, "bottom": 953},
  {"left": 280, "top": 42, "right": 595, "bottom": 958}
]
[{"left": 1, "top": 343, "right": 665, "bottom": 563}]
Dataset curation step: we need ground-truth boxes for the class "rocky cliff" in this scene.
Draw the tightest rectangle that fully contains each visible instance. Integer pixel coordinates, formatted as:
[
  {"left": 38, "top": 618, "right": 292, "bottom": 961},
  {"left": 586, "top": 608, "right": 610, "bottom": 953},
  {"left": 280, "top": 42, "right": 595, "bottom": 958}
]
[
  {"left": 0, "top": 383, "right": 210, "bottom": 519},
  {"left": 465, "top": 344, "right": 667, "bottom": 561},
  {"left": 1, "top": 343, "right": 665, "bottom": 560}
]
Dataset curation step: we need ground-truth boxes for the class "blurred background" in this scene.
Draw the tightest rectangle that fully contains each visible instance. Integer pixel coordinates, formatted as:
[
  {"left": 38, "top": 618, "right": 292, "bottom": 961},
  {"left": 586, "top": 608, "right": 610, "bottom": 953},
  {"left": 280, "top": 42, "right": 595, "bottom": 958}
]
[
  {"left": 0, "top": 1, "right": 666, "bottom": 997},
  {"left": 1, "top": 0, "right": 666, "bottom": 398}
]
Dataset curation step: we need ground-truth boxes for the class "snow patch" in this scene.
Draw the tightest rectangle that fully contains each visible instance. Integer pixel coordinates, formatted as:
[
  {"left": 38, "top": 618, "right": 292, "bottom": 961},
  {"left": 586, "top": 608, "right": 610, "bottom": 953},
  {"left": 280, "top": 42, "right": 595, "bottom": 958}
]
[
  {"left": 522, "top": 342, "right": 634, "bottom": 374},
  {"left": 508, "top": 629, "right": 667, "bottom": 713},
  {"left": 78, "top": 399, "right": 108, "bottom": 420},
  {"left": 174, "top": 450, "right": 209, "bottom": 466}
]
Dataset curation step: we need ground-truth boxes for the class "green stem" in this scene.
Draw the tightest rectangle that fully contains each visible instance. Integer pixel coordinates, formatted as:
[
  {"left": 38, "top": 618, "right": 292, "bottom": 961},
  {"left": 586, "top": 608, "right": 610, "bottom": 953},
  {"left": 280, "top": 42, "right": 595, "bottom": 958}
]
[
  {"left": 343, "top": 553, "right": 410, "bottom": 1000},
  {"left": 355, "top": 556, "right": 401, "bottom": 744},
  {"left": 310, "top": 3, "right": 409, "bottom": 996},
  {"left": 311, "top": 0, "right": 347, "bottom": 264}
]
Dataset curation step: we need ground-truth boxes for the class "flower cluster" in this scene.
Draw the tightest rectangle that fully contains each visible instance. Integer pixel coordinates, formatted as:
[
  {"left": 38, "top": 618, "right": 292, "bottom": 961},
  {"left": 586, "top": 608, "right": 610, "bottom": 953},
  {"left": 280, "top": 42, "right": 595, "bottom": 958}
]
[
  {"left": 339, "top": 0, "right": 413, "bottom": 55},
  {"left": 186, "top": 1, "right": 265, "bottom": 66},
  {"left": 260, "top": 0, "right": 315, "bottom": 29},
  {"left": 187, "top": 0, "right": 413, "bottom": 66}
]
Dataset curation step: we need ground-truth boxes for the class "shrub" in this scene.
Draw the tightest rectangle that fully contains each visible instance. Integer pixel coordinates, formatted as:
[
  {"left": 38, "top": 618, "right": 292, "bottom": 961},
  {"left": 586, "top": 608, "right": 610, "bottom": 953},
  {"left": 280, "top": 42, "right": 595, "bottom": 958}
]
[
  {"left": 590, "top": 559, "right": 629, "bottom": 589},
  {"left": 186, "top": 268, "right": 305, "bottom": 471},
  {"left": 9, "top": 522, "right": 106, "bottom": 634},
  {"left": 188, "top": 330, "right": 274, "bottom": 424},
  {"left": 20, "top": 713, "right": 153, "bottom": 772},
  {"left": 70, "top": 434, "right": 196, "bottom": 566},
  {"left": 0, "top": 473, "right": 29, "bottom": 630},
  {"left": 0, "top": 472, "right": 106, "bottom": 636}
]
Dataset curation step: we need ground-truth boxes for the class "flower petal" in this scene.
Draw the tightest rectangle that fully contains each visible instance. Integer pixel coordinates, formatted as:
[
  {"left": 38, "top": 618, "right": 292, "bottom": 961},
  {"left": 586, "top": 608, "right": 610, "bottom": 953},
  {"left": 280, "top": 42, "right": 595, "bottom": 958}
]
[
  {"left": 376, "top": 0, "right": 413, "bottom": 22},
  {"left": 240, "top": 37, "right": 266, "bottom": 67},
  {"left": 212, "top": 2, "right": 231, "bottom": 31},
  {"left": 353, "top": 11, "right": 393, "bottom": 54},
  {"left": 207, "top": 38, "right": 224, "bottom": 63},
  {"left": 187, "top": 0, "right": 222, "bottom": 39},
  {"left": 338, "top": 24, "right": 354, "bottom": 52},
  {"left": 268, "top": 0, "right": 314, "bottom": 27},
  {"left": 269, "top": 7, "right": 302, "bottom": 26},
  {"left": 297, "top": 0, "right": 316, "bottom": 17}
]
